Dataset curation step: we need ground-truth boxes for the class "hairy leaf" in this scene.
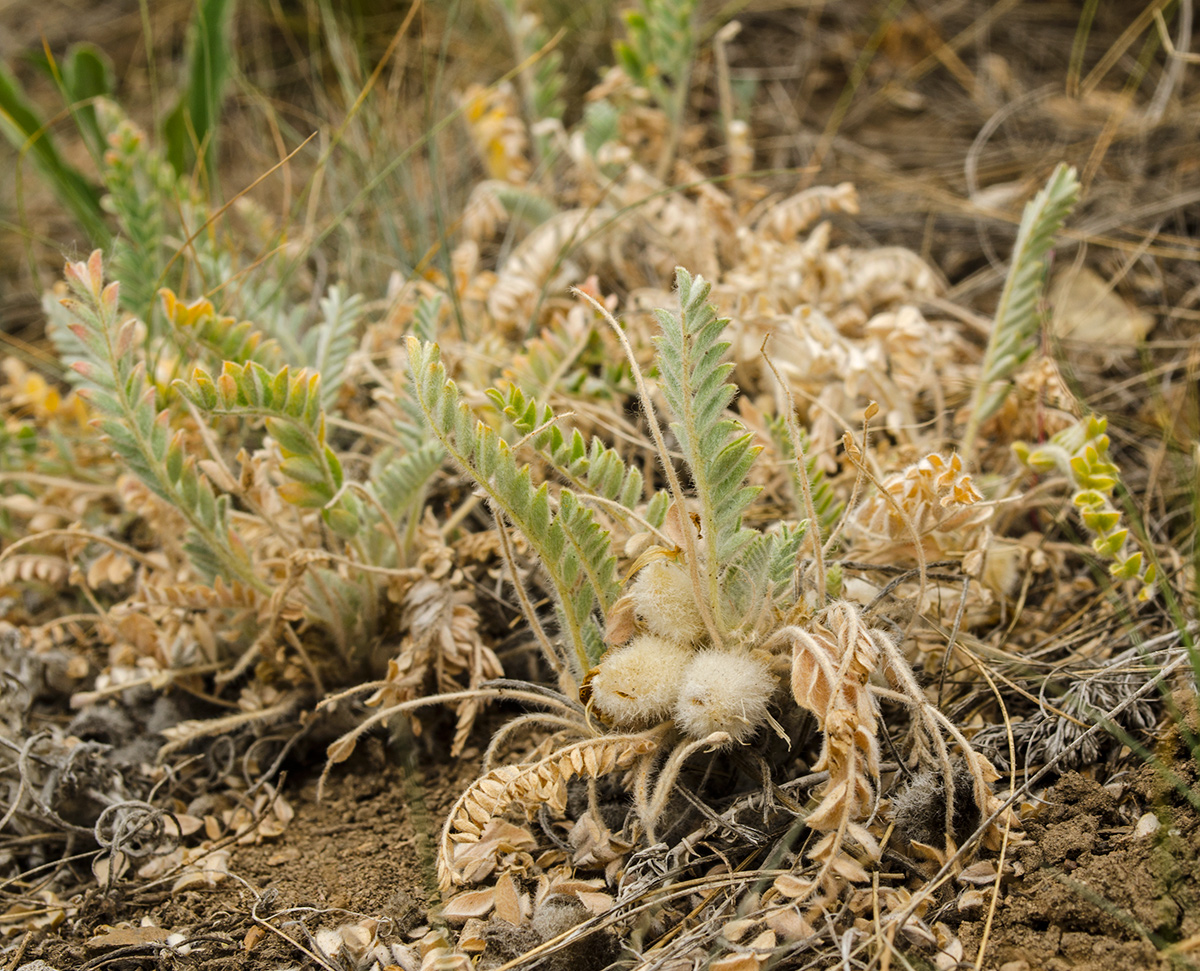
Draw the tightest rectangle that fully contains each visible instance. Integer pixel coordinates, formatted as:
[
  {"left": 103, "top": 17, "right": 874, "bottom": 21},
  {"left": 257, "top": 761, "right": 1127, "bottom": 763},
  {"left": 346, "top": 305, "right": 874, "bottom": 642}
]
[
  {"left": 408, "top": 337, "right": 620, "bottom": 671},
  {"left": 963, "top": 164, "right": 1080, "bottom": 453},
  {"left": 654, "top": 267, "right": 760, "bottom": 609}
]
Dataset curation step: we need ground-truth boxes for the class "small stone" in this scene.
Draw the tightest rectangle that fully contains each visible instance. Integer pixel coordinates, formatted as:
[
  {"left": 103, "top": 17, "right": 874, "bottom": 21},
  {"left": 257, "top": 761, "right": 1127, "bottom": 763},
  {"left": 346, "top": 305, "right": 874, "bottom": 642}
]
[{"left": 267, "top": 846, "right": 302, "bottom": 865}]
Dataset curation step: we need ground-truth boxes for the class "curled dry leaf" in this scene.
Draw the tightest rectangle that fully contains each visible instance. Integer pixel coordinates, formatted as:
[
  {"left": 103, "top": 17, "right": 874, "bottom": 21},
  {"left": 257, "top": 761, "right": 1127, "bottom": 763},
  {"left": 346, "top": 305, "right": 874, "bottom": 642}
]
[
  {"left": 786, "top": 602, "right": 882, "bottom": 843},
  {"left": 450, "top": 819, "right": 538, "bottom": 885},
  {"left": 0, "top": 555, "right": 70, "bottom": 589},
  {"left": 957, "top": 859, "right": 998, "bottom": 885},
  {"left": 418, "top": 928, "right": 472, "bottom": 971},
  {"left": 756, "top": 183, "right": 859, "bottom": 241},
  {"left": 439, "top": 735, "right": 657, "bottom": 889},
  {"left": 849, "top": 452, "right": 991, "bottom": 562},
  {"left": 493, "top": 872, "right": 524, "bottom": 925},
  {"left": 709, "top": 929, "right": 777, "bottom": 971},
  {"left": 135, "top": 844, "right": 231, "bottom": 893},
  {"left": 367, "top": 578, "right": 503, "bottom": 757},
  {"left": 85, "top": 550, "right": 134, "bottom": 588},
  {"left": 441, "top": 887, "right": 496, "bottom": 923}
]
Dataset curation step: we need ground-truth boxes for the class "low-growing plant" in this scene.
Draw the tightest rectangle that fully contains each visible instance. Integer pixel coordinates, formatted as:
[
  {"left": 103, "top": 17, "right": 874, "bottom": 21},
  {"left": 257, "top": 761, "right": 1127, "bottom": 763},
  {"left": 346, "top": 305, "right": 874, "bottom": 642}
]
[
  {"left": 318, "top": 266, "right": 1015, "bottom": 924},
  {"left": 614, "top": 0, "right": 698, "bottom": 177},
  {"left": 5, "top": 5, "right": 1196, "bottom": 966}
]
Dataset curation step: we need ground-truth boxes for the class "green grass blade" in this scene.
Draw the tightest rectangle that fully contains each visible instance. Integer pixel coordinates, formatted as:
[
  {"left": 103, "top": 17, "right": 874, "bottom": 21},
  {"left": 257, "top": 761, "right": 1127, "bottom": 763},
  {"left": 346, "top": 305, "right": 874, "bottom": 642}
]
[
  {"left": 163, "top": 0, "right": 236, "bottom": 183},
  {"left": 0, "top": 61, "right": 109, "bottom": 245},
  {"left": 61, "top": 43, "right": 115, "bottom": 160}
]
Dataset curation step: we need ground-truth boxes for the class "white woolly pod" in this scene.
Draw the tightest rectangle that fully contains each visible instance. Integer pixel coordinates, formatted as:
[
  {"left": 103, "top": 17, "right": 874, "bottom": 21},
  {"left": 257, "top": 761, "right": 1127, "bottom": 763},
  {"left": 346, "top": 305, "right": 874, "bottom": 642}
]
[
  {"left": 674, "top": 650, "right": 777, "bottom": 745},
  {"left": 587, "top": 635, "right": 693, "bottom": 729},
  {"left": 627, "top": 559, "right": 706, "bottom": 646}
]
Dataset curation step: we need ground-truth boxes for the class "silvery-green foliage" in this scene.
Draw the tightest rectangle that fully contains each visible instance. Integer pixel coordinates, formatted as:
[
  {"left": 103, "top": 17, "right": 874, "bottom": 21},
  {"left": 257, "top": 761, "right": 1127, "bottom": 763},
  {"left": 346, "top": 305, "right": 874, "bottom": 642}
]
[
  {"left": 491, "top": 183, "right": 558, "bottom": 233},
  {"left": 964, "top": 164, "right": 1080, "bottom": 451},
  {"left": 765, "top": 414, "right": 843, "bottom": 539},
  {"left": 408, "top": 267, "right": 822, "bottom": 672},
  {"left": 412, "top": 293, "right": 442, "bottom": 345},
  {"left": 492, "top": 0, "right": 566, "bottom": 139},
  {"left": 58, "top": 252, "right": 261, "bottom": 591},
  {"left": 301, "top": 285, "right": 365, "bottom": 409},
  {"left": 157, "top": 290, "right": 280, "bottom": 375},
  {"left": 407, "top": 337, "right": 623, "bottom": 672},
  {"left": 720, "top": 524, "right": 806, "bottom": 633},
  {"left": 654, "top": 267, "right": 761, "bottom": 604},
  {"left": 615, "top": 0, "right": 697, "bottom": 120},
  {"left": 174, "top": 359, "right": 362, "bottom": 538},
  {"left": 366, "top": 441, "right": 446, "bottom": 561},
  {"left": 97, "top": 100, "right": 179, "bottom": 325},
  {"left": 487, "top": 383, "right": 666, "bottom": 526}
]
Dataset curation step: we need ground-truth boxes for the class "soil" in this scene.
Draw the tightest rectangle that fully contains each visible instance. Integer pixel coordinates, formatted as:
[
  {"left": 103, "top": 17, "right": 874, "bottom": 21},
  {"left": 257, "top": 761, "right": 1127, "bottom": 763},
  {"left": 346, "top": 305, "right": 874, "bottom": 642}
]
[
  {"left": 23, "top": 744, "right": 477, "bottom": 971},
  {"left": 960, "top": 770, "right": 1200, "bottom": 971},
  {"left": 10, "top": 751, "right": 1198, "bottom": 971}
]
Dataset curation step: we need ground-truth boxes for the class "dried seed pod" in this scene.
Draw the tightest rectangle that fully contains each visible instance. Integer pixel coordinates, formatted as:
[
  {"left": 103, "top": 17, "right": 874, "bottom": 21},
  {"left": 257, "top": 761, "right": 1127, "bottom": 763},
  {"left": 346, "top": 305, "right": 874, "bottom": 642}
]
[
  {"left": 627, "top": 559, "right": 705, "bottom": 646},
  {"left": 890, "top": 759, "right": 982, "bottom": 851},
  {"left": 588, "top": 635, "right": 693, "bottom": 728},
  {"left": 674, "top": 649, "right": 776, "bottom": 745}
]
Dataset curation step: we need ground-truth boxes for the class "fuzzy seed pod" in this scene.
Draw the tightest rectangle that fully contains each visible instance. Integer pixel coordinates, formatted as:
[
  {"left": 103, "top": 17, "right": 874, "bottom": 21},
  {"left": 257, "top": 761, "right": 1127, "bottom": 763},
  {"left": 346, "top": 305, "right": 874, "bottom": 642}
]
[
  {"left": 588, "top": 635, "right": 693, "bottom": 729},
  {"left": 628, "top": 560, "right": 705, "bottom": 645},
  {"left": 890, "top": 760, "right": 982, "bottom": 850},
  {"left": 674, "top": 650, "right": 776, "bottom": 745}
]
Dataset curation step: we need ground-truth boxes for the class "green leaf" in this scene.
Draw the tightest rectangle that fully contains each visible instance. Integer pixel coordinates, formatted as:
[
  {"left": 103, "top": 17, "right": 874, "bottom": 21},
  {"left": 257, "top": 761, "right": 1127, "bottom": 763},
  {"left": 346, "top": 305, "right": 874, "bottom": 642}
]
[
  {"left": 300, "top": 285, "right": 364, "bottom": 409},
  {"left": 1081, "top": 509, "right": 1120, "bottom": 533},
  {"left": 963, "top": 164, "right": 1080, "bottom": 454},
  {"left": 324, "top": 506, "right": 360, "bottom": 538},
  {"left": 279, "top": 454, "right": 332, "bottom": 488},
  {"left": 407, "top": 336, "right": 619, "bottom": 674},
  {"left": 324, "top": 445, "right": 344, "bottom": 489},
  {"left": 62, "top": 43, "right": 115, "bottom": 159},
  {"left": 164, "top": 0, "right": 236, "bottom": 181},
  {"left": 1073, "top": 489, "right": 1106, "bottom": 509},
  {"left": 0, "top": 61, "right": 109, "bottom": 244},
  {"left": 370, "top": 441, "right": 444, "bottom": 523},
  {"left": 654, "top": 267, "right": 759, "bottom": 608},
  {"left": 54, "top": 253, "right": 271, "bottom": 590},
  {"left": 264, "top": 417, "right": 311, "bottom": 457},
  {"left": 488, "top": 381, "right": 661, "bottom": 519},
  {"left": 165, "top": 430, "right": 186, "bottom": 483},
  {"left": 412, "top": 294, "right": 443, "bottom": 344},
  {"left": 1109, "top": 552, "right": 1141, "bottom": 580},
  {"left": 1091, "top": 528, "right": 1127, "bottom": 557}
]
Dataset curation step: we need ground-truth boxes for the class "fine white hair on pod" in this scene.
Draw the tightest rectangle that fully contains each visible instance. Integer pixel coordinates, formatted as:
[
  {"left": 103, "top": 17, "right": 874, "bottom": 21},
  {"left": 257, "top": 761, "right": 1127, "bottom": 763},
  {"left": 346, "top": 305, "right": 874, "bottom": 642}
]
[
  {"left": 628, "top": 560, "right": 706, "bottom": 646},
  {"left": 589, "top": 635, "right": 694, "bottom": 729},
  {"left": 674, "top": 649, "right": 776, "bottom": 745}
]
